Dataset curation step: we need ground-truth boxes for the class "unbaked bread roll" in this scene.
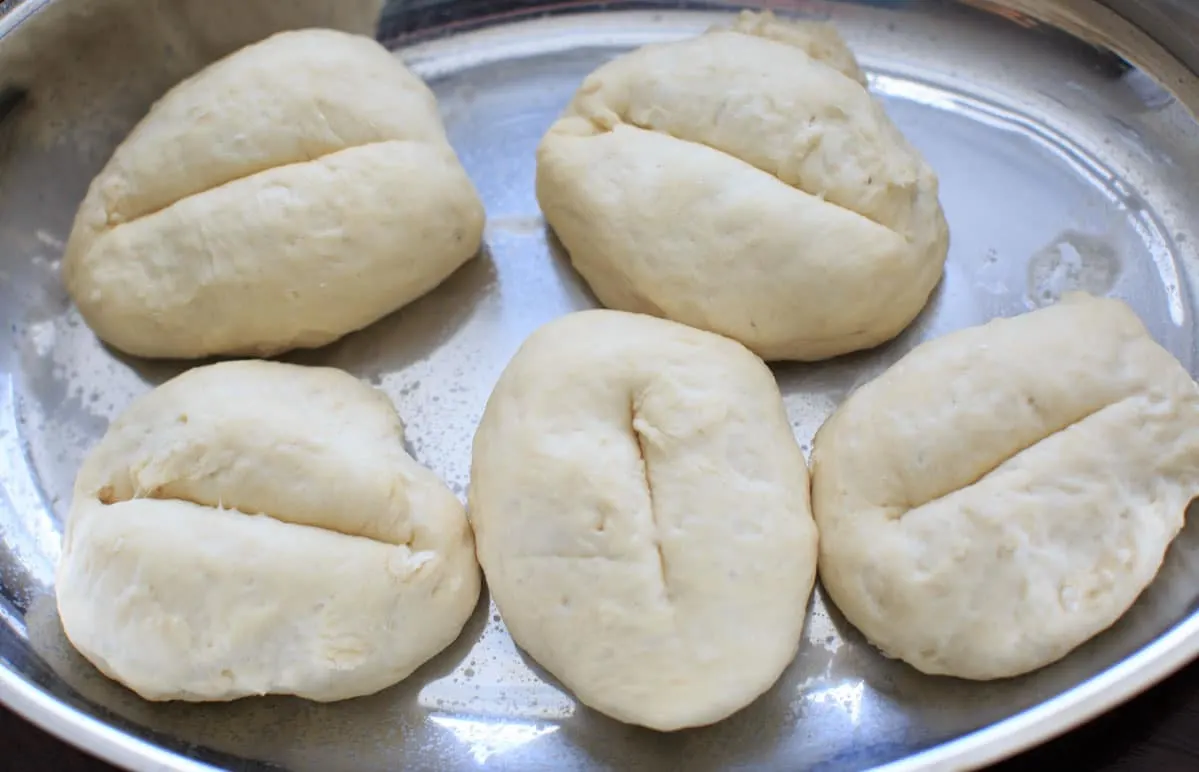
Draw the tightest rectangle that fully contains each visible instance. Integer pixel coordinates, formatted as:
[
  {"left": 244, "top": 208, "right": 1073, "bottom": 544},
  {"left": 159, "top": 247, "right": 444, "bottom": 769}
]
[
  {"left": 56, "top": 360, "right": 480, "bottom": 702},
  {"left": 63, "top": 28, "right": 484, "bottom": 359},
  {"left": 469, "top": 310, "right": 818, "bottom": 730},
  {"left": 812, "top": 293, "right": 1199, "bottom": 679},
  {"left": 536, "top": 11, "right": 948, "bottom": 362}
]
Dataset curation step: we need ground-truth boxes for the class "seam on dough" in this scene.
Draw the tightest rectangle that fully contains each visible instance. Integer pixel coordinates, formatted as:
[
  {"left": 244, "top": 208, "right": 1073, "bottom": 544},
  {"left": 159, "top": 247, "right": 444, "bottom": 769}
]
[
  {"left": 893, "top": 393, "right": 1136, "bottom": 520},
  {"left": 511, "top": 554, "right": 625, "bottom": 562},
  {"left": 99, "top": 138, "right": 411, "bottom": 235},
  {"left": 576, "top": 105, "right": 896, "bottom": 235},
  {"left": 631, "top": 394, "right": 672, "bottom": 604},
  {"left": 98, "top": 486, "right": 412, "bottom": 549}
]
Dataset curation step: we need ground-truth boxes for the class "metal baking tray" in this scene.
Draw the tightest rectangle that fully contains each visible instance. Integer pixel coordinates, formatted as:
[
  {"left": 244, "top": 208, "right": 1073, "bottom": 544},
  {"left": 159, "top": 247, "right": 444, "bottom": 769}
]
[{"left": 2, "top": 0, "right": 1199, "bottom": 769}]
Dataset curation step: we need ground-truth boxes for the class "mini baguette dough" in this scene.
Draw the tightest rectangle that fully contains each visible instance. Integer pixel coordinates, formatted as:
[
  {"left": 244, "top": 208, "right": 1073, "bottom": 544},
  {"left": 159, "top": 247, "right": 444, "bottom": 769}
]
[
  {"left": 469, "top": 310, "right": 818, "bottom": 730},
  {"left": 536, "top": 12, "right": 948, "bottom": 362},
  {"left": 56, "top": 360, "right": 480, "bottom": 702},
  {"left": 63, "top": 28, "right": 484, "bottom": 359},
  {"left": 812, "top": 293, "right": 1199, "bottom": 679}
]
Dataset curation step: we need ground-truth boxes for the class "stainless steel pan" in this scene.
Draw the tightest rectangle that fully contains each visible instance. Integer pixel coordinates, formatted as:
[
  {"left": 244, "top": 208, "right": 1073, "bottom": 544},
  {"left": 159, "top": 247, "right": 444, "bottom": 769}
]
[{"left": 2, "top": 0, "right": 1199, "bottom": 769}]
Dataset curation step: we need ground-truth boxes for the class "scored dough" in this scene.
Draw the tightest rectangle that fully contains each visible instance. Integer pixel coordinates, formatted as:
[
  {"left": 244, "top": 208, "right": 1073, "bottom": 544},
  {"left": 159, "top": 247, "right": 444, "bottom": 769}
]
[
  {"left": 56, "top": 360, "right": 480, "bottom": 702},
  {"left": 811, "top": 293, "right": 1199, "bottom": 679},
  {"left": 63, "top": 28, "right": 485, "bottom": 359},
  {"left": 536, "top": 11, "right": 948, "bottom": 362},
  {"left": 469, "top": 310, "right": 818, "bottom": 730}
]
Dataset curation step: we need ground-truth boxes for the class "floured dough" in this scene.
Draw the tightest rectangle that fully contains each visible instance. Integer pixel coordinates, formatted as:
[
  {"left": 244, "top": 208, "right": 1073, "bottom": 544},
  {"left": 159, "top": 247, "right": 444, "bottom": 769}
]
[
  {"left": 56, "top": 360, "right": 480, "bottom": 702},
  {"left": 536, "top": 12, "right": 948, "bottom": 362},
  {"left": 469, "top": 310, "right": 818, "bottom": 730},
  {"left": 811, "top": 293, "right": 1199, "bottom": 679},
  {"left": 63, "top": 28, "right": 484, "bottom": 359}
]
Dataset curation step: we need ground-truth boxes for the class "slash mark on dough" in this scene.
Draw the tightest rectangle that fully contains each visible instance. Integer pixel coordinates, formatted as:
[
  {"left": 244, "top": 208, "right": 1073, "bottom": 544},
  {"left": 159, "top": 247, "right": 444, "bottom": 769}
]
[{"left": 631, "top": 396, "right": 671, "bottom": 603}]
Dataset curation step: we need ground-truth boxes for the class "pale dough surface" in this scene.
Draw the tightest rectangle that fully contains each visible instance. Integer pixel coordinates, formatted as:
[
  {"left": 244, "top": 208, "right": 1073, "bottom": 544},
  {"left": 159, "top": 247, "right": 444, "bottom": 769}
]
[
  {"left": 536, "top": 12, "right": 948, "bottom": 361},
  {"left": 63, "top": 28, "right": 484, "bottom": 359},
  {"left": 57, "top": 360, "right": 480, "bottom": 702},
  {"left": 469, "top": 310, "right": 818, "bottom": 730},
  {"left": 812, "top": 293, "right": 1199, "bottom": 679}
]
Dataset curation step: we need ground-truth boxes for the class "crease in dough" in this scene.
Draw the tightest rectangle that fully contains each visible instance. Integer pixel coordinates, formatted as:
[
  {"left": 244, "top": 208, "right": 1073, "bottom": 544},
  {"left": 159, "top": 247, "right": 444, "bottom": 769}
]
[
  {"left": 81, "top": 29, "right": 445, "bottom": 228},
  {"left": 811, "top": 293, "right": 1199, "bottom": 679},
  {"left": 887, "top": 394, "right": 1133, "bottom": 518},
  {"left": 470, "top": 310, "right": 817, "bottom": 730},
  {"left": 57, "top": 360, "right": 480, "bottom": 703},
  {"left": 536, "top": 12, "right": 949, "bottom": 362},
  {"left": 64, "top": 28, "right": 485, "bottom": 359},
  {"left": 90, "top": 137, "right": 398, "bottom": 237},
  {"left": 629, "top": 391, "right": 671, "bottom": 604},
  {"left": 559, "top": 13, "right": 935, "bottom": 246}
]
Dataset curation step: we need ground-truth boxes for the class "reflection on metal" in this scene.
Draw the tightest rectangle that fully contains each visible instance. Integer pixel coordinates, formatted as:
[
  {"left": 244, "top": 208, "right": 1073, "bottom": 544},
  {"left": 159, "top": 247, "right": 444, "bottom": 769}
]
[
  {"left": 805, "top": 681, "right": 867, "bottom": 727},
  {"left": 430, "top": 716, "right": 559, "bottom": 765}
]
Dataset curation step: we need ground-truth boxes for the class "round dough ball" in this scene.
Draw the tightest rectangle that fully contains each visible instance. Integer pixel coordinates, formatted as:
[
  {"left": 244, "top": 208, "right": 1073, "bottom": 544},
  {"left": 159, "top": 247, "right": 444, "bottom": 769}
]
[
  {"left": 469, "top": 310, "right": 818, "bottom": 730},
  {"left": 535, "top": 12, "right": 948, "bottom": 362},
  {"left": 811, "top": 293, "right": 1199, "bottom": 680},
  {"left": 56, "top": 360, "right": 480, "bottom": 702},
  {"left": 63, "top": 28, "right": 485, "bottom": 359}
]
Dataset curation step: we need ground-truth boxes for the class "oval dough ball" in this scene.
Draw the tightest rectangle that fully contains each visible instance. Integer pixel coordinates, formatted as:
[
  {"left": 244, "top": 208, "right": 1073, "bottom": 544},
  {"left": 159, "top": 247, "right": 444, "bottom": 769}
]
[
  {"left": 56, "top": 360, "right": 480, "bottom": 702},
  {"left": 63, "top": 28, "right": 485, "bottom": 359},
  {"left": 811, "top": 293, "right": 1199, "bottom": 680},
  {"left": 536, "top": 12, "right": 948, "bottom": 362},
  {"left": 469, "top": 310, "right": 818, "bottom": 730}
]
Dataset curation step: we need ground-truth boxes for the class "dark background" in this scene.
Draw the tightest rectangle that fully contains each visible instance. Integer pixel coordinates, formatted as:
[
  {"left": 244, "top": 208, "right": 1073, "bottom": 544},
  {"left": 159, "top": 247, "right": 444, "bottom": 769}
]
[{"left": 5, "top": 659, "right": 1199, "bottom": 772}]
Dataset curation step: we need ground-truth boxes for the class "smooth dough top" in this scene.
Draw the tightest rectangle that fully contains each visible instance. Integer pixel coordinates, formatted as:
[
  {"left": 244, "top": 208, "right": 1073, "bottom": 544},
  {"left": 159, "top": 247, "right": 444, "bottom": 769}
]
[
  {"left": 56, "top": 360, "right": 480, "bottom": 702},
  {"left": 63, "top": 28, "right": 484, "bottom": 359},
  {"left": 469, "top": 310, "right": 818, "bottom": 730},
  {"left": 536, "top": 12, "right": 948, "bottom": 361},
  {"left": 811, "top": 293, "right": 1199, "bottom": 679}
]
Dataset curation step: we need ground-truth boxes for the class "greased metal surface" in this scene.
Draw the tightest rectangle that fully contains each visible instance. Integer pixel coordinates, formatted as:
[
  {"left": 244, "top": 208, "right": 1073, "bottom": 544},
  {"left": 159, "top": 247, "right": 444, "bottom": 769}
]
[{"left": 2, "top": 0, "right": 1199, "bottom": 770}]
